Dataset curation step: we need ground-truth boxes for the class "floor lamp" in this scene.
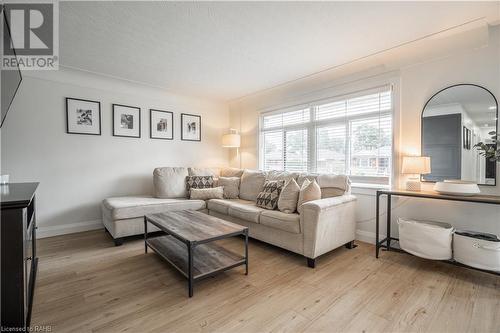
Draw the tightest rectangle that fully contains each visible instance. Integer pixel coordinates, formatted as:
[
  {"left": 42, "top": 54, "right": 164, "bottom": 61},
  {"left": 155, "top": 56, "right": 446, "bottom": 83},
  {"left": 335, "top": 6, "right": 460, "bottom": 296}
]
[{"left": 222, "top": 129, "right": 241, "bottom": 168}]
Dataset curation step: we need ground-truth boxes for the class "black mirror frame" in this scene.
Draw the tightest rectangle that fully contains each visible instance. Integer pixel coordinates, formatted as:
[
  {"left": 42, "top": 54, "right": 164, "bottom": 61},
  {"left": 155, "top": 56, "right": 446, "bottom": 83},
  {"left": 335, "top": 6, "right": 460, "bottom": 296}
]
[{"left": 420, "top": 83, "right": 499, "bottom": 186}]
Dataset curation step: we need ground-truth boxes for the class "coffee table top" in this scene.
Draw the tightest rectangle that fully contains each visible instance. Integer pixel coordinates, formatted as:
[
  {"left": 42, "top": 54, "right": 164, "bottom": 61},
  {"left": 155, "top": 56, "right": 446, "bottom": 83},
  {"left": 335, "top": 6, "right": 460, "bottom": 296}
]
[{"left": 145, "top": 210, "right": 247, "bottom": 244}]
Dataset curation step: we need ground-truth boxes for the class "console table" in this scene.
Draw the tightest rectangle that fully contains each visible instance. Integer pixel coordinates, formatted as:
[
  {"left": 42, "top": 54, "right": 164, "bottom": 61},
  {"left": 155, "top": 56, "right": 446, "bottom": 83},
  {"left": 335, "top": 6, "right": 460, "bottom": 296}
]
[
  {"left": 376, "top": 188, "right": 500, "bottom": 275},
  {"left": 1, "top": 182, "right": 39, "bottom": 329}
]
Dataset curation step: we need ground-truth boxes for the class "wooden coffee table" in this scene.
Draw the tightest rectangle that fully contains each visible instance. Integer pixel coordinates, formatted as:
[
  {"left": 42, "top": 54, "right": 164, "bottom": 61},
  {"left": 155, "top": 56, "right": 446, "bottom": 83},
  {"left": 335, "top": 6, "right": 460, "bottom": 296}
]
[{"left": 144, "top": 210, "right": 249, "bottom": 297}]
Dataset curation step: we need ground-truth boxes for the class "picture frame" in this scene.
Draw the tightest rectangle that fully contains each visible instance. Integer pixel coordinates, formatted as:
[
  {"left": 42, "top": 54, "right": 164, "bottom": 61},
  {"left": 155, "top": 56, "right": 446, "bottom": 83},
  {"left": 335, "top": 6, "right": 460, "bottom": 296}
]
[
  {"left": 150, "top": 109, "right": 173, "bottom": 140},
  {"left": 113, "top": 104, "right": 141, "bottom": 138},
  {"left": 181, "top": 113, "right": 201, "bottom": 141},
  {"left": 66, "top": 97, "right": 101, "bottom": 135}
]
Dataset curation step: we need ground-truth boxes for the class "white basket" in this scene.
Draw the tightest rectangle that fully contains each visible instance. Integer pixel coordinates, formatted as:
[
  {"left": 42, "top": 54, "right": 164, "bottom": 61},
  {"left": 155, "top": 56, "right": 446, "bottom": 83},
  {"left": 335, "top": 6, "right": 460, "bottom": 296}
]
[
  {"left": 453, "top": 231, "right": 500, "bottom": 272},
  {"left": 397, "top": 218, "right": 453, "bottom": 260}
]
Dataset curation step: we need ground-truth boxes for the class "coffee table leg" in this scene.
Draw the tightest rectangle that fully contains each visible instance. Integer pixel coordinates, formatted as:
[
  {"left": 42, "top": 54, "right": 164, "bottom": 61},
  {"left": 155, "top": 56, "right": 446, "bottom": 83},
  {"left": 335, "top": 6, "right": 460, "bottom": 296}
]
[
  {"left": 188, "top": 243, "right": 194, "bottom": 297},
  {"left": 144, "top": 216, "right": 148, "bottom": 254},
  {"left": 245, "top": 229, "right": 249, "bottom": 275}
]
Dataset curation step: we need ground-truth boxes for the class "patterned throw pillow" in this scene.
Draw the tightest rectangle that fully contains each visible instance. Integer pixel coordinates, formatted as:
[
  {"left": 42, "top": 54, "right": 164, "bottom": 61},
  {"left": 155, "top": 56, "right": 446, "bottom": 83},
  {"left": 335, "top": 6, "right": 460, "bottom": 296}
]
[
  {"left": 256, "top": 180, "right": 285, "bottom": 210},
  {"left": 186, "top": 176, "right": 214, "bottom": 196}
]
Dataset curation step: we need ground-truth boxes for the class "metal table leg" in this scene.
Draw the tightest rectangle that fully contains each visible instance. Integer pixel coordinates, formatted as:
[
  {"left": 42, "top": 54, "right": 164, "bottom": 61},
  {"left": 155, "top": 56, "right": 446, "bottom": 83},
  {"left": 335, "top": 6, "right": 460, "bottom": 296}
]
[
  {"left": 387, "top": 194, "right": 391, "bottom": 251},
  {"left": 188, "top": 243, "right": 194, "bottom": 297},
  {"left": 244, "top": 230, "right": 249, "bottom": 275},
  {"left": 376, "top": 191, "right": 380, "bottom": 258},
  {"left": 144, "top": 216, "right": 148, "bottom": 254}
]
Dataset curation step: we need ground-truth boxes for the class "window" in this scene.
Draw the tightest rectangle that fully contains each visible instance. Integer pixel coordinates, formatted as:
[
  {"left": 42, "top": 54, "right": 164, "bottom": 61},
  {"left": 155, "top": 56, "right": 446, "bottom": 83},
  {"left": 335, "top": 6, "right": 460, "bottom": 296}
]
[{"left": 260, "top": 87, "right": 393, "bottom": 185}]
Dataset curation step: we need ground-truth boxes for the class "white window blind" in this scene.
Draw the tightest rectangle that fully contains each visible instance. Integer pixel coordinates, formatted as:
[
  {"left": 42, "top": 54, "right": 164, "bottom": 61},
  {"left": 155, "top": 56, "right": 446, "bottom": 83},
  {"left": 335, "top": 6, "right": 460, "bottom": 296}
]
[
  {"left": 285, "top": 129, "right": 308, "bottom": 172},
  {"left": 260, "top": 86, "right": 392, "bottom": 184}
]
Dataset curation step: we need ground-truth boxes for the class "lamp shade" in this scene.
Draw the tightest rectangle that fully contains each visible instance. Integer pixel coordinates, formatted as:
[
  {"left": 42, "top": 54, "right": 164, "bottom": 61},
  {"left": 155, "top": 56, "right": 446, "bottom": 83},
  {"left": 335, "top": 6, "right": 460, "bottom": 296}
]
[
  {"left": 222, "top": 133, "right": 240, "bottom": 148},
  {"left": 402, "top": 156, "right": 431, "bottom": 174}
]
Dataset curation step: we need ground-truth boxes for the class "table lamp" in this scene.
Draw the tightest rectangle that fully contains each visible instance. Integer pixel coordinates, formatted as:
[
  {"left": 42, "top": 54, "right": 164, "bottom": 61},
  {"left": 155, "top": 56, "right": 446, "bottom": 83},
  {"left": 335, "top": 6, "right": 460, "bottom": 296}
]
[{"left": 401, "top": 156, "right": 431, "bottom": 191}]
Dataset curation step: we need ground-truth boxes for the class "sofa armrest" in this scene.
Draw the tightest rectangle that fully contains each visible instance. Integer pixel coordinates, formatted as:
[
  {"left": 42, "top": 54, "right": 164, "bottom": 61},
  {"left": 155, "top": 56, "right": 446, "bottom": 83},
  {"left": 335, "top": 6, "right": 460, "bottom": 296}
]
[
  {"left": 300, "top": 194, "right": 357, "bottom": 258},
  {"left": 302, "top": 194, "right": 356, "bottom": 211}
]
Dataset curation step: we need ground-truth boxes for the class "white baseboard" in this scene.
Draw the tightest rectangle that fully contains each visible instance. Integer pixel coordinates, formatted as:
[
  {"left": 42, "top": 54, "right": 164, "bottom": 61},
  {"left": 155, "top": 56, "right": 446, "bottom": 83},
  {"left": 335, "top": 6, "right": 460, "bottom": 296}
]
[
  {"left": 355, "top": 229, "right": 378, "bottom": 244},
  {"left": 37, "top": 219, "right": 104, "bottom": 239},
  {"left": 37, "top": 221, "right": 378, "bottom": 244}
]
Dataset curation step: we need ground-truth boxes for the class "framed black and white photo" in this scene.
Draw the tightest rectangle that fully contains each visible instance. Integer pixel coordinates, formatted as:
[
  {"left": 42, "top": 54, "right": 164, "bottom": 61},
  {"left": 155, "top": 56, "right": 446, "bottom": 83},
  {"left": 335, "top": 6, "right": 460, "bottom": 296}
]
[
  {"left": 113, "top": 104, "right": 141, "bottom": 138},
  {"left": 150, "top": 109, "right": 173, "bottom": 140},
  {"left": 66, "top": 97, "right": 101, "bottom": 135},
  {"left": 181, "top": 113, "right": 201, "bottom": 141}
]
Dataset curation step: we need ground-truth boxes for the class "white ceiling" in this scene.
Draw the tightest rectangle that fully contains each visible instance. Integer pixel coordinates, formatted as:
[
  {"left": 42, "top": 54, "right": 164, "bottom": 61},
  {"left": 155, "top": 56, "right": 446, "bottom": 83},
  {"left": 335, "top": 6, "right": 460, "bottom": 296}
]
[{"left": 60, "top": 1, "right": 500, "bottom": 101}]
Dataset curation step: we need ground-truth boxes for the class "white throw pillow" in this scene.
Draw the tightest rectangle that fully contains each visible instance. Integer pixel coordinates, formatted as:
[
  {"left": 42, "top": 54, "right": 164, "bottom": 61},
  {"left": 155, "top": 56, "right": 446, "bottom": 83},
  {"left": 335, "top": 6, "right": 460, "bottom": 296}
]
[
  {"left": 278, "top": 179, "right": 300, "bottom": 214},
  {"left": 297, "top": 179, "right": 321, "bottom": 213},
  {"left": 190, "top": 186, "right": 224, "bottom": 200},
  {"left": 218, "top": 177, "right": 240, "bottom": 199}
]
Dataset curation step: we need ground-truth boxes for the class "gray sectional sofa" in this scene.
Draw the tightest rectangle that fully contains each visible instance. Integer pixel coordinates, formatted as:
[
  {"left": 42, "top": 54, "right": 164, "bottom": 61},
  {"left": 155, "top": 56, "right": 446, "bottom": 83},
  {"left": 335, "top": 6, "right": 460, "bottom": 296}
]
[{"left": 101, "top": 167, "right": 357, "bottom": 267}]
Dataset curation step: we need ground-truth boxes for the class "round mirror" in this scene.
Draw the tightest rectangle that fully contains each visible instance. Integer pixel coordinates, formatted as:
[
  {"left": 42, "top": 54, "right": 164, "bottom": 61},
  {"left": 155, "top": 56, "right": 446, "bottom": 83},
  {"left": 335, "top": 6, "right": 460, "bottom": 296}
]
[{"left": 421, "top": 84, "right": 498, "bottom": 185}]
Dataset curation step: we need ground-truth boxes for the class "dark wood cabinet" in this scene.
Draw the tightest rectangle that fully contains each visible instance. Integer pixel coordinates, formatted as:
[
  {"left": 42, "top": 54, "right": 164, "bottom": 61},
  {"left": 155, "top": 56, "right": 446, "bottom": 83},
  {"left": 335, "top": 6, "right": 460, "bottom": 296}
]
[{"left": 1, "top": 182, "right": 39, "bottom": 329}]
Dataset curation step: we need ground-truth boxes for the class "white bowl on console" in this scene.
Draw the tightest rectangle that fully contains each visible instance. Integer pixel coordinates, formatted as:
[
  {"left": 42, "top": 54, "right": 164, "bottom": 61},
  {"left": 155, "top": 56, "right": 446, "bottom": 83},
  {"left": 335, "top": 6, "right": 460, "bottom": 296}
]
[{"left": 433, "top": 180, "right": 480, "bottom": 196}]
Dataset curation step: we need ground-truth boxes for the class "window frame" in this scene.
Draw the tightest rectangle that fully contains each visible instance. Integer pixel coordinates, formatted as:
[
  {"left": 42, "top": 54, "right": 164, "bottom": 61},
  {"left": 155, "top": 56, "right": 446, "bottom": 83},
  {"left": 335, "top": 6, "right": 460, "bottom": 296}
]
[{"left": 259, "top": 85, "right": 394, "bottom": 186}]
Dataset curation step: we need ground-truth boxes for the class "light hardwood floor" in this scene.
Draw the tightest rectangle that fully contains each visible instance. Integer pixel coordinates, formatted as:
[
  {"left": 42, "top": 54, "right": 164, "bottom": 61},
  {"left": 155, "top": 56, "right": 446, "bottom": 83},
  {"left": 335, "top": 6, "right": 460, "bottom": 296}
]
[{"left": 32, "top": 230, "right": 500, "bottom": 332}]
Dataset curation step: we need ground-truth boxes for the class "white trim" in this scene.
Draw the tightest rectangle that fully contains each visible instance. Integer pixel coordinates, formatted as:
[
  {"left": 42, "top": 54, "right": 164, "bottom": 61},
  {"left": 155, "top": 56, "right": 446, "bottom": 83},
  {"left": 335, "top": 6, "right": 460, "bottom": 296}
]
[
  {"left": 355, "top": 229, "right": 378, "bottom": 244},
  {"left": 37, "top": 219, "right": 103, "bottom": 239}
]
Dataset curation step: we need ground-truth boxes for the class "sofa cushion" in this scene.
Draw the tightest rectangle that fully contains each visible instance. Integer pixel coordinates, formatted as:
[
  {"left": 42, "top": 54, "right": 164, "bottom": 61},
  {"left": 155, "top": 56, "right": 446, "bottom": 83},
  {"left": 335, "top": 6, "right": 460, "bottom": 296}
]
[
  {"left": 220, "top": 167, "right": 244, "bottom": 178},
  {"left": 188, "top": 167, "right": 220, "bottom": 177},
  {"left": 186, "top": 175, "right": 214, "bottom": 196},
  {"left": 321, "top": 187, "right": 347, "bottom": 198},
  {"left": 102, "top": 196, "right": 206, "bottom": 220},
  {"left": 207, "top": 198, "right": 254, "bottom": 215},
  {"left": 260, "top": 210, "right": 301, "bottom": 234},
  {"left": 317, "top": 174, "right": 350, "bottom": 193},
  {"left": 278, "top": 178, "right": 300, "bottom": 213},
  {"left": 297, "top": 179, "right": 321, "bottom": 213},
  {"left": 239, "top": 169, "right": 266, "bottom": 201},
  {"left": 297, "top": 173, "right": 319, "bottom": 187},
  {"left": 154, "top": 167, "right": 189, "bottom": 198},
  {"left": 256, "top": 180, "right": 284, "bottom": 210},
  {"left": 266, "top": 170, "right": 299, "bottom": 183},
  {"left": 218, "top": 177, "right": 240, "bottom": 199},
  {"left": 228, "top": 202, "right": 266, "bottom": 223}
]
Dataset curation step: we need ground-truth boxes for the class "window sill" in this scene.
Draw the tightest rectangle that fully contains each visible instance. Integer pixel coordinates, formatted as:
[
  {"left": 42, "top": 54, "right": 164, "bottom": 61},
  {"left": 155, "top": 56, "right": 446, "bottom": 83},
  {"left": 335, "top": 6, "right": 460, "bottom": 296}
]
[
  {"left": 351, "top": 183, "right": 389, "bottom": 196},
  {"left": 352, "top": 183, "right": 389, "bottom": 190}
]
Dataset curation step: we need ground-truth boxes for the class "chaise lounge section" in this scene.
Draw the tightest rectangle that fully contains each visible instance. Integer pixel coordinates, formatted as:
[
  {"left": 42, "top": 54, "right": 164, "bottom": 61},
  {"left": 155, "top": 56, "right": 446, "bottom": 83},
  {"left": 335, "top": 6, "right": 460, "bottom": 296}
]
[{"left": 101, "top": 167, "right": 357, "bottom": 266}]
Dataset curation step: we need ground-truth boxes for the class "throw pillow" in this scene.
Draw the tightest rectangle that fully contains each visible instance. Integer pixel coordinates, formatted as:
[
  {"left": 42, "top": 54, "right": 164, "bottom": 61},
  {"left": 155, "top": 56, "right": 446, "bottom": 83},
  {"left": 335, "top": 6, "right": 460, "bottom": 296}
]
[
  {"left": 190, "top": 186, "right": 224, "bottom": 200},
  {"left": 186, "top": 175, "right": 214, "bottom": 196},
  {"left": 218, "top": 177, "right": 240, "bottom": 199},
  {"left": 297, "top": 179, "right": 321, "bottom": 213},
  {"left": 256, "top": 180, "right": 285, "bottom": 210},
  {"left": 278, "top": 178, "right": 300, "bottom": 213},
  {"left": 239, "top": 169, "right": 267, "bottom": 201}
]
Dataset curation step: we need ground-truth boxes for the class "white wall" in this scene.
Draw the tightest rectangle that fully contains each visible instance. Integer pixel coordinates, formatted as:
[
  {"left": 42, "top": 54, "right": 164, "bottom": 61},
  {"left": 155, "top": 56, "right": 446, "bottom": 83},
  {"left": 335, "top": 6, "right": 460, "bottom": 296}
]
[
  {"left": 0, "top": 68, "right": 229, "bottom": 237},
  {"left": 229, "top": 25, "right": 500, "bottom": 242}
]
